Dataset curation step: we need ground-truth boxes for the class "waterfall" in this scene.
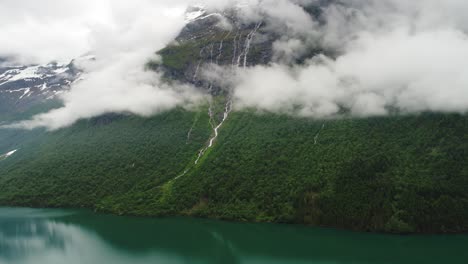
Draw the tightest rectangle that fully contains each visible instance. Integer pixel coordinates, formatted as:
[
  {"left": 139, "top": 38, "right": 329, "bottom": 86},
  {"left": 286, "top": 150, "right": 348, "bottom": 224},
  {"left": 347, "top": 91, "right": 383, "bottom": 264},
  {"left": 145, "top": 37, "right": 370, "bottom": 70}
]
[
  {"left": 177, "top": 21, "right": 263, "bottom": 178},
  {"left": 243, "top": 22, "right": 262, "bottom": 68},
  {"left": 314, "top": 123, "right": 325, "bottom": 145}
]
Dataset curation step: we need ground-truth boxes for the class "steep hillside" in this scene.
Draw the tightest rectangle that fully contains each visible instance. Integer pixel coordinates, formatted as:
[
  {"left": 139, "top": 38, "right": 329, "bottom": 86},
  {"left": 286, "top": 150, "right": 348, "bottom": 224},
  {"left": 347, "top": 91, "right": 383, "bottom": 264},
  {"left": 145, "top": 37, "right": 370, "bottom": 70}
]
[
  {"left": 1, "top": 110, "right": 467, "bottom": 233},
  {"left": 0, "top": 4, "right": 467, "bottom": 234}
]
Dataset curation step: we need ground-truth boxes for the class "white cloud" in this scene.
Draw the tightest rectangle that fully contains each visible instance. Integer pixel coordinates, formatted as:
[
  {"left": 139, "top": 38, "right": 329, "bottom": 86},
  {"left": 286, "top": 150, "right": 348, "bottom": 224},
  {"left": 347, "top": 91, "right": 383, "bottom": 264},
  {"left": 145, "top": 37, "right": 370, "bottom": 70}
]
[
  {"left": 1, "top": 0, "right": 207, "bottom": 129},
  {"left": 11, "top": 56, "right": 205, "bottom": 130},
  {"left": 2, "top": 0, "right": 468, "bottom": 130},
  {"left": 233, "top": 27, "right": 468, "bottom": 117},
  {"left": 0, "top": 0, "right": 109, "bottom": 64},
  {"left": 232, "top": 0, "right": 468, "bottom": 117}
]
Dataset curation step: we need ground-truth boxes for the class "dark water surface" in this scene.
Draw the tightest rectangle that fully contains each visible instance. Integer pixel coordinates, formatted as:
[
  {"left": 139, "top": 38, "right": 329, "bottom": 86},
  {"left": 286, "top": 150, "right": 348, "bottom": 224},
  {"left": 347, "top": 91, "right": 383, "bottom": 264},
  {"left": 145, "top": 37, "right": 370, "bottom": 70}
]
[{"left": 0, "top": 207, "right": 467, "bottom": 264}]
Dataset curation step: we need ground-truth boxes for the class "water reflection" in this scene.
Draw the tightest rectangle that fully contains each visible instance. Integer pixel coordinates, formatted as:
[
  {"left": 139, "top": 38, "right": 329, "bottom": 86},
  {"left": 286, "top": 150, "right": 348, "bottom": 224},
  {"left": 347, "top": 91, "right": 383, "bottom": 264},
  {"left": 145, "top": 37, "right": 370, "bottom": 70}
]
[
  {"left": 0, "top": 207, "right": 467, "bottom": 264},
  {"left": 1, "top": 217, "right": 187, "bottom": 264}
]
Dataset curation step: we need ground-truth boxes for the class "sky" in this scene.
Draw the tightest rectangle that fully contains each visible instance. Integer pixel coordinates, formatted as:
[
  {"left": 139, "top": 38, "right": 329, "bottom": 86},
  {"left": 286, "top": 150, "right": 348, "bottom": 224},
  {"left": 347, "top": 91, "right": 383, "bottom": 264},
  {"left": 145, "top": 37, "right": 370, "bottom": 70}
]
[{"left": 2, "top": 0, "right": 468, "bottom": 129}]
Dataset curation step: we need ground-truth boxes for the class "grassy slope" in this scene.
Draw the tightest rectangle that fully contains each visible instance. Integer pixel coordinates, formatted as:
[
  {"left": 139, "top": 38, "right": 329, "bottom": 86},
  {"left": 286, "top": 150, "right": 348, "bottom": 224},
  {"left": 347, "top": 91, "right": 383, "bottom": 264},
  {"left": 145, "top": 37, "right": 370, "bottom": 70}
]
[{"left": 1, "top": 108, "right": 466, "bottom": 233}]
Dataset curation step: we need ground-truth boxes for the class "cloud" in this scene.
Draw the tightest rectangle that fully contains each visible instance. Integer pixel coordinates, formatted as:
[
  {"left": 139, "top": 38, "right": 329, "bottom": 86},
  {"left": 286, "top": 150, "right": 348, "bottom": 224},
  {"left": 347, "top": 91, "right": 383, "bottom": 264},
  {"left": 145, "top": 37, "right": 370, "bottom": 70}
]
[
  {"left": 3, "top": 0, "right": 468, "bottom": 130},
  {"left": 231, "top": 0, "right": 468, "bottom": 117},
  {"left": 2, "top": 0, "right": 316, "bottom": 130},
  {"left": 10, "top": 61, "right": 205, "bottom": 130},
  {"left": 234, "top": 28, "right": 468, "bottom": 116},
  {"left": 1, "top": 0, "right": 207, "bottom": 129},
  {"left": 0, "top": 0, "right": 108, "bottom": 64}
]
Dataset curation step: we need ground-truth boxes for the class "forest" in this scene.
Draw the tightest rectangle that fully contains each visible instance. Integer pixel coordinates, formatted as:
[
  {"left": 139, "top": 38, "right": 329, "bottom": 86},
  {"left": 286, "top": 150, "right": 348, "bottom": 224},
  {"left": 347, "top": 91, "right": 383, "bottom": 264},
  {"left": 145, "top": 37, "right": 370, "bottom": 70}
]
[{"left": 0, "top": 109, "right": 467, "bottom": 234}]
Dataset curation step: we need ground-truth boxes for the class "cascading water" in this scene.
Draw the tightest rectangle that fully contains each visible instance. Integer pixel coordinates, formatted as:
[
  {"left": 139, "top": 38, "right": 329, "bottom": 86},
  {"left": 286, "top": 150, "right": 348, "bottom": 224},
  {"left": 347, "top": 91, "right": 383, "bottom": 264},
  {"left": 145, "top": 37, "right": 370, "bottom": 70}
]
[
  {"left": 314, "top": 123, "right": 325, "bottom": 145},
  {"left": 193, "top": 46, "right": 207, "bottom": 81},
  {"left": 243, "top": 22, "right": 262, "bottom": 68},
  {"left": 178, "top": 21, "right": 263, "bottom": 178}
]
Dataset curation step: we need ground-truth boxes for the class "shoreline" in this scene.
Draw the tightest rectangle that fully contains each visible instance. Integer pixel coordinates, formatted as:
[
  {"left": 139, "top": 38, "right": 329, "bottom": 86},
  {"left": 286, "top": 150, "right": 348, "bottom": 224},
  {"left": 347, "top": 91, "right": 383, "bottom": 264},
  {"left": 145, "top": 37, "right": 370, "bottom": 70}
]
[{"left": 2, "top": 204, "right": 466, "bottom": 236}]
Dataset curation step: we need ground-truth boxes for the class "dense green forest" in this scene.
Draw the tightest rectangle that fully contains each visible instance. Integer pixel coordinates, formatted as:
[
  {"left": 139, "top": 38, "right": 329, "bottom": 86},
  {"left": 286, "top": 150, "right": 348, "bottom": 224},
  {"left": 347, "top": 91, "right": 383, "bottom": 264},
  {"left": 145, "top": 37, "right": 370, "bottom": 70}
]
[
  {"left": 1, "top": 108, "right": 467, "bottom": 234},
  {"left": 1, "top": 0, "right": 467, "bottom": 236}
]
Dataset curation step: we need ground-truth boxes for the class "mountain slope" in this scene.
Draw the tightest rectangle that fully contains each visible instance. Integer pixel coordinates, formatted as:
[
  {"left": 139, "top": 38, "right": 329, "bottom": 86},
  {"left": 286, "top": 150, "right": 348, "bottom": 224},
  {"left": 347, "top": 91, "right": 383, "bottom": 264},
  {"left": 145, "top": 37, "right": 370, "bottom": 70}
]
[
  {"left": 0, "top": 60, "right": 80, "bottom": 121},
  {"left": 0, "top": 4, "right": 467, "bottom": 234},
  {"left": 1, "top": 110, "right": 467, "bottom": 233}
]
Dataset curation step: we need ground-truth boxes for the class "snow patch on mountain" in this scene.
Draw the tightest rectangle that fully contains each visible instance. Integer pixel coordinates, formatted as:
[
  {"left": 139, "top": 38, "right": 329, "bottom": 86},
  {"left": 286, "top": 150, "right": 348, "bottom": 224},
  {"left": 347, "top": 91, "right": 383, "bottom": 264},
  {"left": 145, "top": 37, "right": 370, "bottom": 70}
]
[{"left": 0, "top": 59, "right": 83, "bottom": 102}]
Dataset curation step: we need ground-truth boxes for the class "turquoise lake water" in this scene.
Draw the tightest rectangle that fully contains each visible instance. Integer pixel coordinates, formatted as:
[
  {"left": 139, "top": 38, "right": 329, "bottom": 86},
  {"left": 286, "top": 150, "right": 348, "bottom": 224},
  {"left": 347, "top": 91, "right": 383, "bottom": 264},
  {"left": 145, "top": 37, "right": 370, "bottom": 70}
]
[{"left": 0, "top": 207, "right": 467, "bottom": 264}]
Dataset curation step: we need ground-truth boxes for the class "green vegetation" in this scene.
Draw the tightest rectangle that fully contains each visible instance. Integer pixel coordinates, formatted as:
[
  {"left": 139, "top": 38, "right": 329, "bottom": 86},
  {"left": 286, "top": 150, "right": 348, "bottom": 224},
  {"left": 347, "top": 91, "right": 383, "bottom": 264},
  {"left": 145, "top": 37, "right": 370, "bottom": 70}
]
[
  {"left": 155, "top": 43, "right": 201, "bottom": 71},
  {"left": 1, "top": 108, "right": 467, "bottom": 233},
  {"left": 149, "top": 31, "right": 230, "bottom": 71},
  {"left": 3, "top": 6, "right": 467, "bottom": 235},
  {"left": 0, "top": 108, "right": 212, "bottom": 209},
  {"left": 0, "top": 95, "right": 63, "bottom": 122},
  {"left": 164, "top": 112, "right": 468, "bottom": 233},
  {"left": 148, "top": 28, "right": 270, "bottom": 74}
]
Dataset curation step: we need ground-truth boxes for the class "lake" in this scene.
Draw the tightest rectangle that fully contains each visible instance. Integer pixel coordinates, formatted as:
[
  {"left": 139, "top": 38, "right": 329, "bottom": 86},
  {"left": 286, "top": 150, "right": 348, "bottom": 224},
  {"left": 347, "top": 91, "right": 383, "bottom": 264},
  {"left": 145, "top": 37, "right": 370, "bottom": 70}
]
[{"left": 0, "top": 207, "right": 467, "bottom": 264}]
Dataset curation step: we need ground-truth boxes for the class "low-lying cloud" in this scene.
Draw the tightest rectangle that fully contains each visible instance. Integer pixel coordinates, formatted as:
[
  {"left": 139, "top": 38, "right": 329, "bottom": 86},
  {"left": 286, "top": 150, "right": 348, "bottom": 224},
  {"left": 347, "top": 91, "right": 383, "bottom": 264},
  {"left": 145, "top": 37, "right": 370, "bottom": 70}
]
[
  {"left": 232, "top": 0, "right": 468, "bottom": 117},
  {"left": 2, "top": 0, "right": 468, "bottom": 129},
  {"left": 1, "top": 0, "right": 205, "bottom": 129},
  {"left": 234, "top": 27, "right": 468, "bottom": 117}
]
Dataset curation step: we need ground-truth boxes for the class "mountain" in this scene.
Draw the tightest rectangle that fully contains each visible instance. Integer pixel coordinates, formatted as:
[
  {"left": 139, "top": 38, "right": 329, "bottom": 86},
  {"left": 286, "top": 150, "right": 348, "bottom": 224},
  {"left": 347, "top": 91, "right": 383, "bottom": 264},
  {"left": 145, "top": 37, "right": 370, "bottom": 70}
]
[
  {"left": 0, "top": 58, "right": 83, "bottom": 122},
  {"left": 0, "top": 5, "right": 467, "bottom": 234}
]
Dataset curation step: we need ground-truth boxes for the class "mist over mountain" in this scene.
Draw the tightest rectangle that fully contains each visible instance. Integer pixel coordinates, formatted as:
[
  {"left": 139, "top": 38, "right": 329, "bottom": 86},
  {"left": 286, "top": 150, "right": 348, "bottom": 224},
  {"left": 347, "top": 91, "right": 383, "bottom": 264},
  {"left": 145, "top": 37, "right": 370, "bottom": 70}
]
[
  {"left": 1, "top": 0, "right": 468, "bottom": 129},
  {"left": 0, "top": 0, "right": 467, "bottom": 234}
]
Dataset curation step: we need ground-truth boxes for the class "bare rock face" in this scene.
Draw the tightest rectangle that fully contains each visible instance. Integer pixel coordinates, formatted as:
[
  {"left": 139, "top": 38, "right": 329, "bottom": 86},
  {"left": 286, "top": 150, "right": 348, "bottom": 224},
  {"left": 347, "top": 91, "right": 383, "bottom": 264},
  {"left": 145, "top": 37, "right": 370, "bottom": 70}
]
[
  {"left": 154, "top": 5, "right": 276, "bottom": 96},
  {"left": 154, "top": 3, "right": 329, "bottom": 97}
]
